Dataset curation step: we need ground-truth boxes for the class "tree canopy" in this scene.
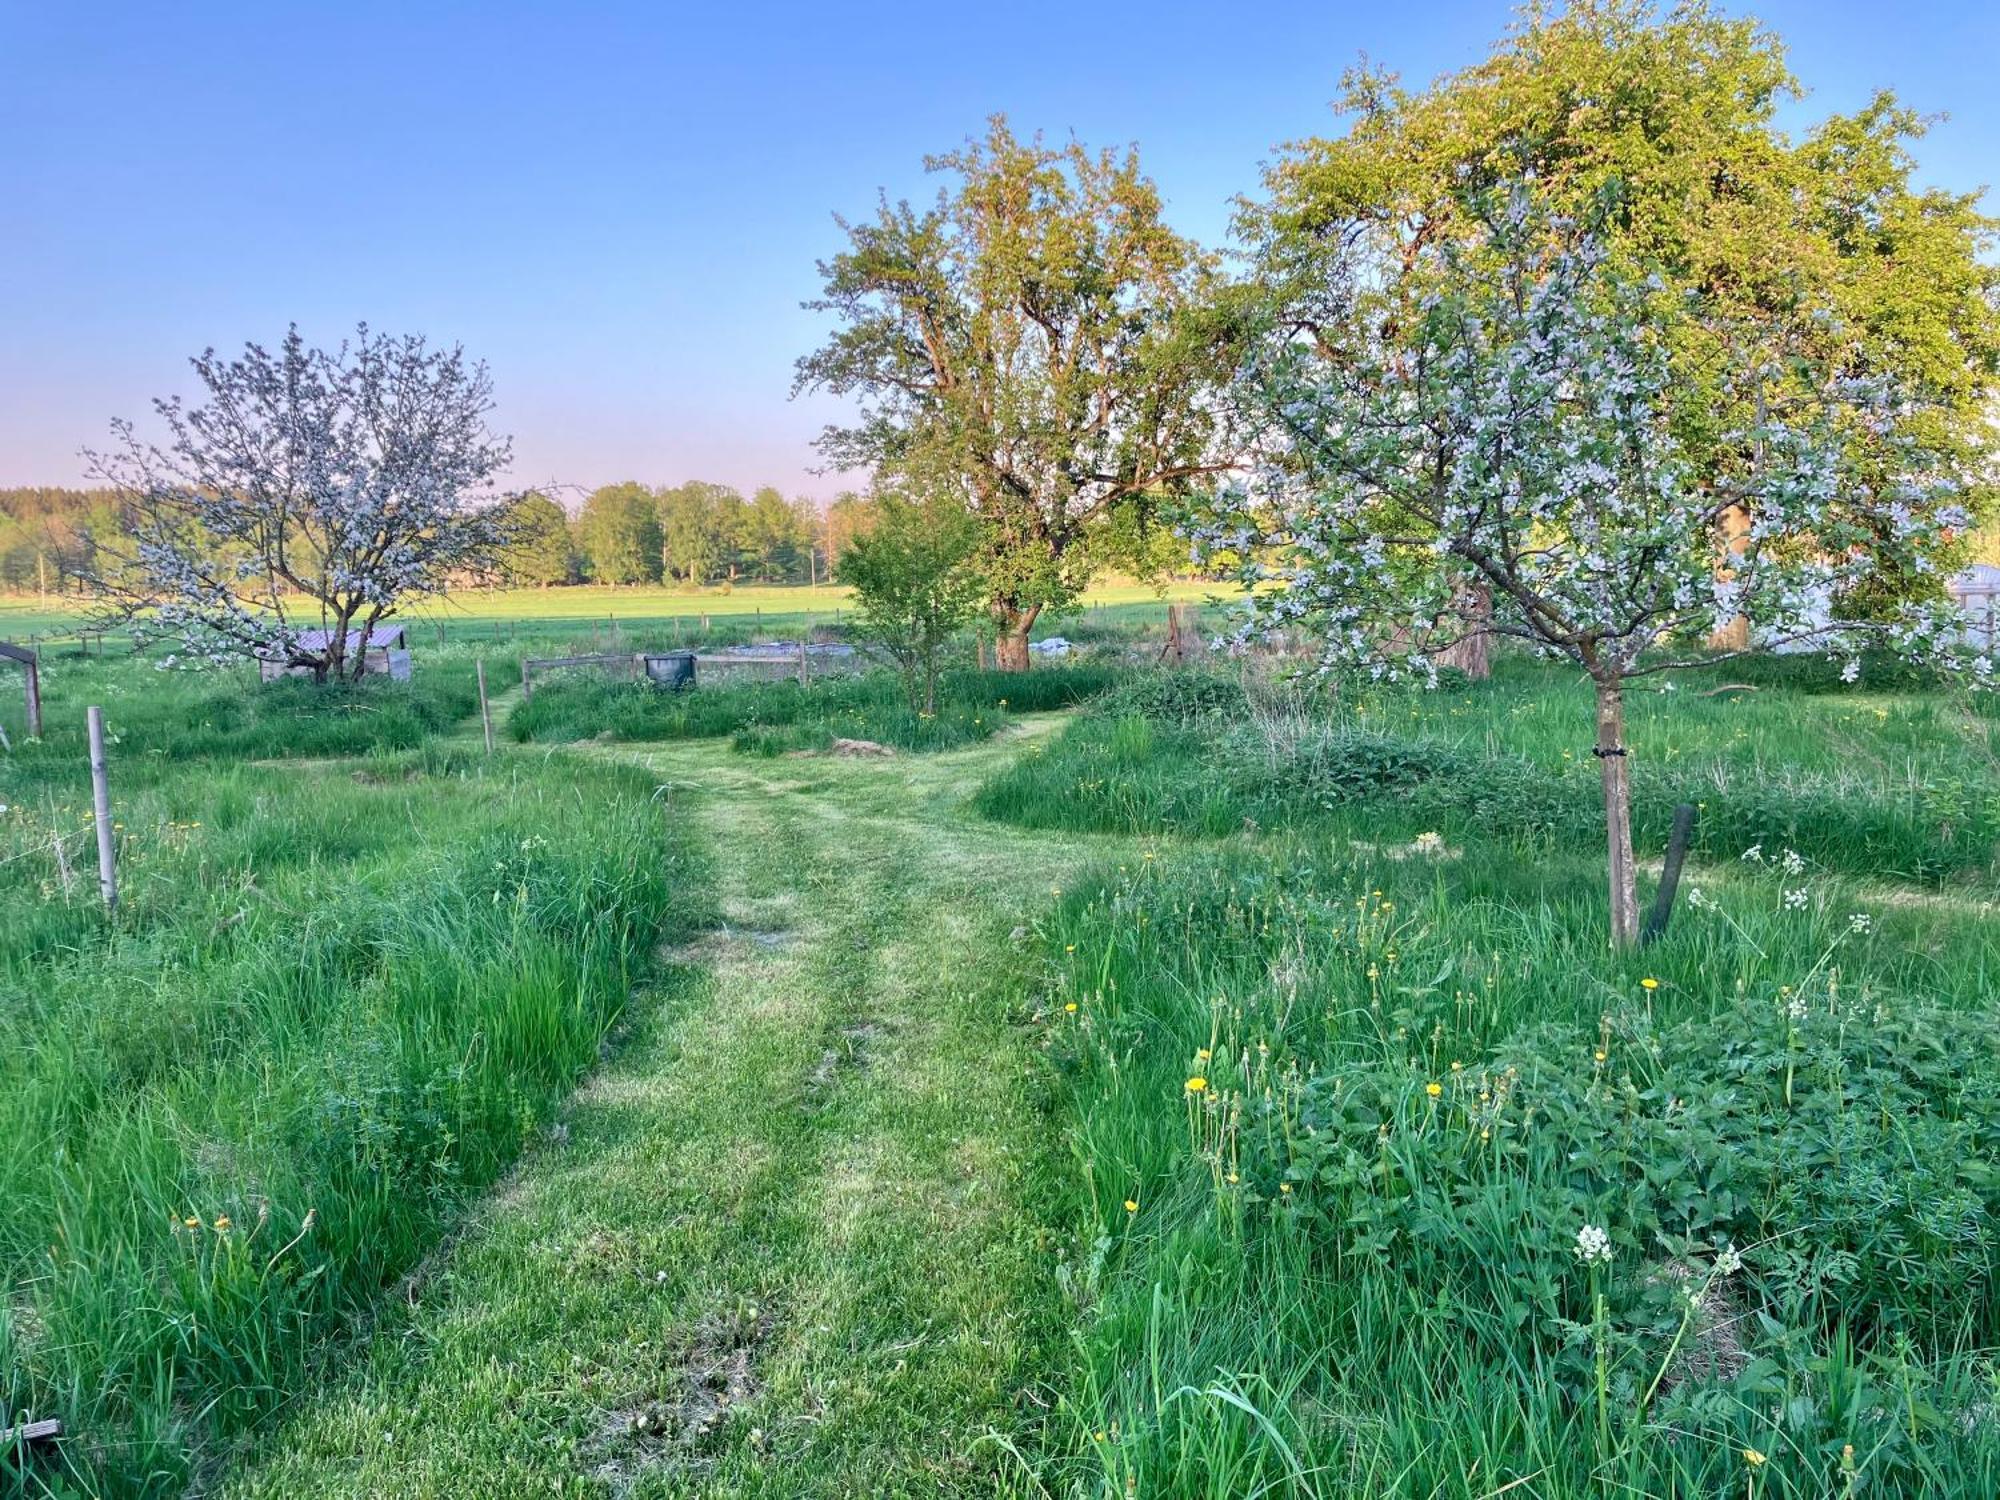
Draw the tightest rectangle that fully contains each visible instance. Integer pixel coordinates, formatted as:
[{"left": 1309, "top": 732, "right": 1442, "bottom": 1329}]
[
  {"left": 498, "top": 492, "right": 577, "bottom": 586},
  {"left": 796, "top": 116, "right": 1242, "bottom": 668},
  {"left": 1246, "top": 0, "right": 1999, "bottom": 583},
  {"left": 577, "top": 482, "right": 665, "bottom": 585},
  {"left": 1202, "top": 181, "right": 1977, "bottom": 945}
]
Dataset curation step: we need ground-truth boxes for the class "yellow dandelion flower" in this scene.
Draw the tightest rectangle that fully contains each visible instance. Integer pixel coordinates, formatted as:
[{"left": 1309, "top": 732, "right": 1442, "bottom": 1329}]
[
  {"left": 1064, "top": 1002, "right": 1078, "bottom": 1013},
  {"left": 1279, "top": 1183, "right": 1292, "bottom": 1194},
  {"left": 1185, "top": 1076, "right": 1208, "bottom": 1094},
  {"left": 1640, "top": 976, "right": 1660, "bottom": 991},
  {"left": 1593, "top": 1049, "right": 1607, "bottom": 1063},
  {"left": 1123, "top": 1199, "right": 1139, "bottom": 1214},
  {"left": 1742, "top": 1448, "right": 1765, "bottom": 1468},
  {"left": 182, "top": 1216, "right": 199, "bottom": 1229},
  {"left": 213, "top": 1215, "right": 232, "bottom": 1232},
  {"left": 1195, "top": 1048, "right": 1212, "bottom": 1062},
  {"left": 1425, "top": 1082, "right": 1442, "bottom": 1098}
]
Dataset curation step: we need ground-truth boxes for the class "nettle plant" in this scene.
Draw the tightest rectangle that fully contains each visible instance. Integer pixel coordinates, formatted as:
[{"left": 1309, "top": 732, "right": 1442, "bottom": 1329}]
[
  {"left": 1196, "top": 188, "right": 1982, "bottom": 945},
  {"left": 88, "top": 325, "right": 516, "bottom": 682}
]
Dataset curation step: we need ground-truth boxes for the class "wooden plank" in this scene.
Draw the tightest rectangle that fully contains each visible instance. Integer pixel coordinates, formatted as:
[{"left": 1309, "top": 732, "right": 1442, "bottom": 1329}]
[
  {"left": 520, "top": 653, "right": 639, "bottom": 671},
  {"left": 0, "top": 1417, "right": 61, "bottom": 1445},
  {"left": 0, "top": 641, "right": 34, "bottom": 665}
]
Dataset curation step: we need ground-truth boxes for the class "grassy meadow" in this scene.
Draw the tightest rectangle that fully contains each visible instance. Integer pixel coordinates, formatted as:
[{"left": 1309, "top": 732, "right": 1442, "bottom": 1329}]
[
  {"left": 0, "top": 578, "right": 1214, "bottom": 656},
  {"left": 1, "top": 657, "right": 710, "bottom": 1496},
  {"left": 4, "top": 613, "right": 1999, "bottom": 1499}
]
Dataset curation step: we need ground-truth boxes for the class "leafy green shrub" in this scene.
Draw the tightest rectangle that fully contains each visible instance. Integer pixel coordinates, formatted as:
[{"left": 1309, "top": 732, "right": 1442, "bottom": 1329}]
[
  {"left": 1094, "top": 670, "right": 1249, "bottom": 725},
  {"left": 1231, "top": 726, "right": 1466, "bottom": 804}
]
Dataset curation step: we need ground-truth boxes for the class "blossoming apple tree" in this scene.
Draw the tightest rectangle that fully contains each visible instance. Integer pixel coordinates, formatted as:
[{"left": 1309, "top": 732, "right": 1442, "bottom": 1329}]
[
  {"left": 1195, "top": 189, "right": 1982, "bottom": 946},
  {"left": 87, "top": 325, "right": 516, "bottom": 682}
]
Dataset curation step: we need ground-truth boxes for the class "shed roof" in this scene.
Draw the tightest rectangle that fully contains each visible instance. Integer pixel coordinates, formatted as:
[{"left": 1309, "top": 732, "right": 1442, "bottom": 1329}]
[{"left": 289, "top": 624, "right": 408, "bottom": 652}]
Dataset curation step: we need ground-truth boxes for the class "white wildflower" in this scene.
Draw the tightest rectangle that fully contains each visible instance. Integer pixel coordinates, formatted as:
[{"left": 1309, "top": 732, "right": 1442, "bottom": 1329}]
[
  {"left": 1780, "top": 848, "right": 1806, "bottom": 876},
  {"left": 1786, "top": 995, "right": 1809, "bottom": 1022},
  {"left": 1847, "top": 912, "right": 1872, "bottom": 934},
  {"left": 1741, "top": 844, "right": 1764, "bottom": 864},
  {"left": 1783, "top": 888, "right": 1809, "bottom": 910},
  {"left": 1715, "top": 1242, "right": 1742, "bottom": 1277},
  {"left": 1574, "top": 1224, "right": 1614, "bottom": 1265}
]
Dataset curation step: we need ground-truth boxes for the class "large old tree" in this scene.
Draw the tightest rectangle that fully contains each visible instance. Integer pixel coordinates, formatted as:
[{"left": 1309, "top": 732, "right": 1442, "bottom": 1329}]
[
  {"left": 89, "top": 325, "right": 516, "bottom": 681},
  {"left": 796, "top": 117, "right": 1241, "bottom": 670}
]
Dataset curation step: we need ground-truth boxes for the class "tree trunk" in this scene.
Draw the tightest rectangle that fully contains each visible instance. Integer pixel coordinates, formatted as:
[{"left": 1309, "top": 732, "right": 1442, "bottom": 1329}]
[
  {"left": 1437, "top": 585, "right": 1493, "bottom": 679},
  {"left": 1594, "top": 679, "right": 1640, "bottom": 948},
  {"left": 1707, "top": 504, "right": 1752, "bottom": 651},
  {"left": 991, "top": 602, "right": 1039, "bottom": 673}
]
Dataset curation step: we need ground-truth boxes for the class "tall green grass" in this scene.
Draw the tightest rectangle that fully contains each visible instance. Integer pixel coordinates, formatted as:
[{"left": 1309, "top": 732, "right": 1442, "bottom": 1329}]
[
  {"left": 0, "top": 749, "right": 709, "bottom": 1497},
  {"left": 1034, "top": 837, "right": 2000, "bottom": 1498},
  {"left": 985, "top": 660, "right": 2000, "bottom": 1496},
  {"left": 0, "top": 656, "right": 480, "bottom": 802},
  {"left": 977, "top": 668, "right": 2000, "bottom": 883}
]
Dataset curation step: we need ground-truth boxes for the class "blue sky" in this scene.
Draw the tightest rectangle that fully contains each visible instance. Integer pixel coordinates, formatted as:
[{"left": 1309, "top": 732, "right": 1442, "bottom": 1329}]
[{"left": 3, "top": 0, "right": 1994, "bottom": 500}]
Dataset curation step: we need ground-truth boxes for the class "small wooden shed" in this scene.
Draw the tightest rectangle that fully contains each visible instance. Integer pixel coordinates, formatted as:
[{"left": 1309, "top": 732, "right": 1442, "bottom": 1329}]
[{"left": 259, "top": 625, "right": 414, "bottom": 683}]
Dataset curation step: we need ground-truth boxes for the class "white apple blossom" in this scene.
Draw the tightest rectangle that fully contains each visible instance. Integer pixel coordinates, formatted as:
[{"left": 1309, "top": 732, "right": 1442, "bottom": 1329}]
[{"left": 86, "top": 326, "right": 518, "bottom": 681}]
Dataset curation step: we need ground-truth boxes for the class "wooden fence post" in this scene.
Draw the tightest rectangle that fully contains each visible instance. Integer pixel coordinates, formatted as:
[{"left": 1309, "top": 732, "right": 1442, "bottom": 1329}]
[
  {"left": 520, "top": 659, "right": 533, "bottom": 701},
  {"left": 87, "top": 706, "right": 117, "bottom": 913},
  {"left": 798, "top": 635, "right": 810, "bottom": 689},
  {"left": 477, "top": 659, "right": 495, "bottom": 754},
  {"left": 1, "top": 643, "right": 40, "bottom": 738}
]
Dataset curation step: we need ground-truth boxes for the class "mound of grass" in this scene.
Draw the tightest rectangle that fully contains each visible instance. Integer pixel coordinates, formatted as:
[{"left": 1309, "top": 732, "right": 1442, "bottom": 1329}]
[
  {"left": 977, "top": 666, "right": 2000, "bottom": 882},
  {"left": 1, "top": 657, "right": 481, "bottom": 800},
  {"left": 1036, "top": 837, "right": 2000, "bottom": 1498},
  {"left": 0, "top": 751, "right": 709, "bottom": 1497},
  {"left": 507, "top": 663, "right": 1122, "bottom": 753}
]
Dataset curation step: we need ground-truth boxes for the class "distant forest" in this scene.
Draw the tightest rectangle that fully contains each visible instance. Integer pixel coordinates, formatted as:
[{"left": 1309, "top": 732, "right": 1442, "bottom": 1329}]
[{"left": 0, "top": 483, "right": 881, "bottom": 595}]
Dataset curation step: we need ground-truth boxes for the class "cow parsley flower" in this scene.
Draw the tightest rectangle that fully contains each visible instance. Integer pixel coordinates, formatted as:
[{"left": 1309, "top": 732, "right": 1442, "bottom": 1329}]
[{"left": 1574, "top": 1224, "right": 1613, "bottom": 1265}]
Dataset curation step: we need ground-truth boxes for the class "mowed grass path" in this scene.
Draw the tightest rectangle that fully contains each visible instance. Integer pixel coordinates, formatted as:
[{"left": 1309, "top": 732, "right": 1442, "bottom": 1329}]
[{"left": 222, "top": 718, "right": 1104, "bottom": 1499}]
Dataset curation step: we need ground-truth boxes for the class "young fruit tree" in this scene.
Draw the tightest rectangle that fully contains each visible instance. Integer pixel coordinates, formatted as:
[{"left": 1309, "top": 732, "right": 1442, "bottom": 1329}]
[
  {"left": 795, "top": 116, "right": 1242, "bottom": 671},
  {"left": 1197, "top": 189, "right": 1982, "bottom": 946},
  {"left": 839, "top": 487, "right": 988, "bottom": 715},
  {"left": 87, "top": 325, "right": 517, "bottom": 681}
]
